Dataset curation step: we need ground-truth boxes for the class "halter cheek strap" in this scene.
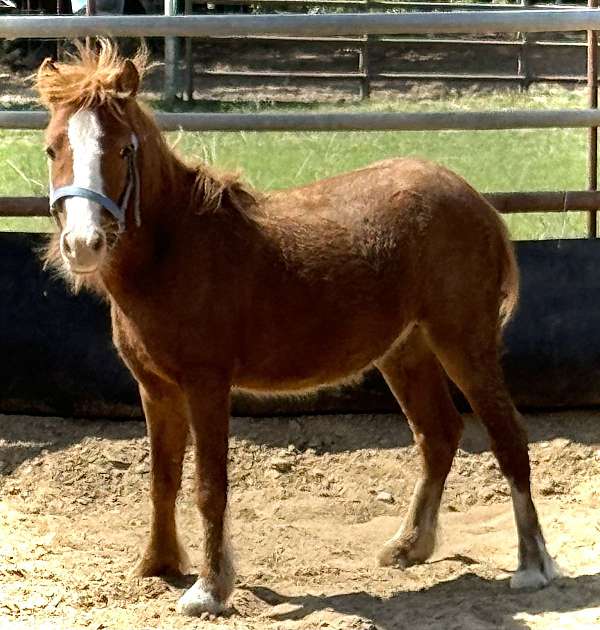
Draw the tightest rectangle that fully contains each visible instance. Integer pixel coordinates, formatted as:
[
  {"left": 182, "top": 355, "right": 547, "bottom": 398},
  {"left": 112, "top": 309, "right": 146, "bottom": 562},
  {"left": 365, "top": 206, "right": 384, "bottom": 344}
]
[{"left": 49, "top": 133, "right": 140, "bottom": 233}]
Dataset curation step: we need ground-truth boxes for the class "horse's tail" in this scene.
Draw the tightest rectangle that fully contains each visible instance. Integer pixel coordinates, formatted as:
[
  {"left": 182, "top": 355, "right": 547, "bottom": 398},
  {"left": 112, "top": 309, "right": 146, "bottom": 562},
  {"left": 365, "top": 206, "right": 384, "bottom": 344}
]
[{"left": 496, "top": 215, "right": 519, "bottom": 329}]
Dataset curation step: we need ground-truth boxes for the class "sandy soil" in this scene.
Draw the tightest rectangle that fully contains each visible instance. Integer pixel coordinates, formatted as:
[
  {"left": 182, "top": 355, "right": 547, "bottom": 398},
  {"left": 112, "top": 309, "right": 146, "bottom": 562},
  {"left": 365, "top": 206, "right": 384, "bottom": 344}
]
[{"left": 0, "top": 411, "right": 599, "bottom": 629}]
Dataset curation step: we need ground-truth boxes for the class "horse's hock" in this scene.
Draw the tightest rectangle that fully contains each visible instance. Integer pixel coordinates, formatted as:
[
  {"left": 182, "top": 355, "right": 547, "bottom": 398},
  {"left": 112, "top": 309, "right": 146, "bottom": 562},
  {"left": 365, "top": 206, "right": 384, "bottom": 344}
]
[{"left": 2, "top": 233, "right": 600, "bottom": 417}]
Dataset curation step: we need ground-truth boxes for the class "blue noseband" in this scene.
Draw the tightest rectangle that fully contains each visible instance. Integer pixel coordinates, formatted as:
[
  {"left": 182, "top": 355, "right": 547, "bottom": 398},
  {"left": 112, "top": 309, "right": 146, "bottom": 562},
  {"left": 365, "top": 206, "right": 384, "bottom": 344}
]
[{"left": 49, "top": 186, "right": 126, "bottom": 231}]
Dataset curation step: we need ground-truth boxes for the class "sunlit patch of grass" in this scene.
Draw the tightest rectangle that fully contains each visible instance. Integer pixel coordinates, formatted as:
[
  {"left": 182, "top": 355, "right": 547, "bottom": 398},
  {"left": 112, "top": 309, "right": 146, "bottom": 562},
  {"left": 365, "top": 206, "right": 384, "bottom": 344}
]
[
  {"left": 0, "top": 129, "right": 47, "bottom": 196},
  {"left": 0, "top": 217, "right": 52, "bottom": 232}
]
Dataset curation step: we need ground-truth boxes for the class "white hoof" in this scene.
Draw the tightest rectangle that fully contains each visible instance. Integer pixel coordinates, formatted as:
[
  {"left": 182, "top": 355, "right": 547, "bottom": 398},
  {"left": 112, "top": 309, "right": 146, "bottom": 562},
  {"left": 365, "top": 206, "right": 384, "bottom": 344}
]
[
  {"left": 510, "top": 568, "right": 550, "bottom": 590},
  {"left": 176, "top": 579, "right": 224, "bottom": 617},
  {"left": 510, "top": 556, "right": 560, "bottom": 590}
]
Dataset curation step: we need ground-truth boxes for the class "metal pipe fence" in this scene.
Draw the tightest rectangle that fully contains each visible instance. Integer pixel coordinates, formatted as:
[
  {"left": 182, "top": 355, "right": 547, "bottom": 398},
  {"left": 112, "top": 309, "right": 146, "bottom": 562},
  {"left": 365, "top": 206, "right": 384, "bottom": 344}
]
[
  {"left": 1, "top": 9, "right": 600, "bottom": 229},
  {"left": 4, "top": 191, "right": 600, "bottom": 217},
  {"left": 2, "top": 8, "right": 597, "bottom": 94},
  {"left": 5, "top": 108, "right": 600, "bottom": 131},
  {"left": 3, "top": 11, "right": 600, "bottom": 39}
]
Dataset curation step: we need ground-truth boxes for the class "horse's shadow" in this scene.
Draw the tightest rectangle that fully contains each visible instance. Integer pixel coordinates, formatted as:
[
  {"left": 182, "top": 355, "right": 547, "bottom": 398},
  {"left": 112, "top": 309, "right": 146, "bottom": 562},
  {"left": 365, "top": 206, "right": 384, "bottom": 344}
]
[{"left": 238, "top": 571, "right": 600, "bottom": 630}]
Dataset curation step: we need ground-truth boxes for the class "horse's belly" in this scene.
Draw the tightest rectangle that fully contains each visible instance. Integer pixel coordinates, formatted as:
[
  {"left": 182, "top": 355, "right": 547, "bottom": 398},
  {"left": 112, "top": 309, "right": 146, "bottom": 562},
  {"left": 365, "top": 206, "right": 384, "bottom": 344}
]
[{"left": 234, "top": 320, "right": 405, "bottom": 392}]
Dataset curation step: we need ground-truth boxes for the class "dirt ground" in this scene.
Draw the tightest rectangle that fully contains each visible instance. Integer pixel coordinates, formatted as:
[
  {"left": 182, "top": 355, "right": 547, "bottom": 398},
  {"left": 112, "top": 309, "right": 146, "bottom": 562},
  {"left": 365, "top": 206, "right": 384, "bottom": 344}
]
[{"left": 0, "top": 411, "right": 599, "bottom": 629}]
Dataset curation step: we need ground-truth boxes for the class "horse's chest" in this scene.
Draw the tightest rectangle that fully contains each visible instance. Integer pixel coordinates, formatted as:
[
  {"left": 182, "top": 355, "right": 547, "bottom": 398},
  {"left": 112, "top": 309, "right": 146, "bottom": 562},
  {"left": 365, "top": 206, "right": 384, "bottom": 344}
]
[{"left": 111, "top": 309, "right": 181, "bottom": 383}]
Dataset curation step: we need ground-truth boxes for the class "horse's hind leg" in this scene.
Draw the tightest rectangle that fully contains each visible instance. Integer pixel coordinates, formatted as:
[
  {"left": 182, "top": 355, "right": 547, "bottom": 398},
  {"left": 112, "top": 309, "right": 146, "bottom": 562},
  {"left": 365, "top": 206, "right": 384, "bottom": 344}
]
[
  {"left": 375, "top": 327, "right": 463, "bottom": 568},
  {"left": 425, "top": 321, "right": 559, "bottom": 589}
]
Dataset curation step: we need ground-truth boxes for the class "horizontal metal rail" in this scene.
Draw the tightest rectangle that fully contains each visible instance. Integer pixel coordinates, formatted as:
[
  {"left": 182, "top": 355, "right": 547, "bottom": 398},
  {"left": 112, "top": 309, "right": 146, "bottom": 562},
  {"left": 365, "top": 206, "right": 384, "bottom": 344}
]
[
  {"left": 208, "top": 35, "right": 586, "bottom": 44},
  {"left": 194, "top": 35, "right": 590, "bottom": 46},
  {"left": 4, "top": 11, "right": 600, "bottom": 40},
  {"left": 486, "top": 191, "right": 600, "bottom": 213},
  {"left": 376, "top": 38, "right": 587, "bottom": 46},
  {"left": 370, "top": 1, "right": 579, "bottom": 7},
  {"left": 195, "top": 70, "right": 587, "bottom": 83},
  {"left": 198, "top": 69, "right": 365, "bottom": 79},
  {"left": 374, "top": 72, "right": 586, "bottom": 81},
  {"left": 0, "top": 197, "right": 47, "bottom": 217},
  {"left": 190, "top": 0, "right": 584, "bottom": 9},
  {"left": 4, "top": 191, "right": 600, "bottom": 218},
  {"left": 187, "top": 33, "right": 594, "bottom": 45},
  {"left": 4, "top": 109, "right": 600, "bottom": 132}
]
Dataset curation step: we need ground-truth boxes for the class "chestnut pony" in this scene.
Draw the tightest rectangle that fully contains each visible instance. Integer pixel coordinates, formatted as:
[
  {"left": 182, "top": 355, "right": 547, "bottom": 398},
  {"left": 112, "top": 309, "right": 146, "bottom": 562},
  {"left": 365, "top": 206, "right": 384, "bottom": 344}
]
[{"left": 37, "top": 43, "right": 557, "bottom": 616}]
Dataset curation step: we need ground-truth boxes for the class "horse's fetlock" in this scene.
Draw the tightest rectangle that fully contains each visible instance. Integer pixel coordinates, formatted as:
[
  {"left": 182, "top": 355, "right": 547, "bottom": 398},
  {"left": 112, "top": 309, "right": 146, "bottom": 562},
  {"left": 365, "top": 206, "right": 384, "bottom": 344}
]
[{"left": 135, "top": 537, "right": 188, "bottom": 578}]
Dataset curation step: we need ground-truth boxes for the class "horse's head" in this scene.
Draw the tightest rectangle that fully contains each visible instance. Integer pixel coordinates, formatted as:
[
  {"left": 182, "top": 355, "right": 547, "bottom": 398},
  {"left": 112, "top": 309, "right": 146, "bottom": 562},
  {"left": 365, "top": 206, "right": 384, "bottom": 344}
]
[{"left": 37, "top": 42, "right": 145, "bottom": 275}]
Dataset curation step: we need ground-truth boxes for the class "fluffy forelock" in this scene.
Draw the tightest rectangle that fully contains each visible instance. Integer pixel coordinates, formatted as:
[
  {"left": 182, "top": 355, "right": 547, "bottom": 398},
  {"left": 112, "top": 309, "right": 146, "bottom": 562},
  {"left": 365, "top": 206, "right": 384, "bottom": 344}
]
[{"left": 35, "top": 39, "right": 148, "bottom": 110}]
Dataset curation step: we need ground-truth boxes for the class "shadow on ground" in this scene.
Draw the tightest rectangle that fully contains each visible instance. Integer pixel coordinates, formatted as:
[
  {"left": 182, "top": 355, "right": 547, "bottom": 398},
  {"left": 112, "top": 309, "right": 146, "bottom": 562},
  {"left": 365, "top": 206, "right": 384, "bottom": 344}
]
[
  {"left": 1, "top": 409, "right": 599, "bottom": 477},
  {"left": 244, "top": 571, "right": 600, "bottom": 630},
  {"left": 0, "top": 414, "right": 144, "bottom": 477}
]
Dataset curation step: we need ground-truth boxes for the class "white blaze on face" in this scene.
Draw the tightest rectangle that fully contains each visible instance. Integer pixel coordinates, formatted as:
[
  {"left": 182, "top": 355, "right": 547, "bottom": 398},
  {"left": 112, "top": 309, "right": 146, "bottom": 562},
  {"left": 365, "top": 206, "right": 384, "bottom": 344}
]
[{"left": 64, "top": 109, "right": 104, "bottom": 240}]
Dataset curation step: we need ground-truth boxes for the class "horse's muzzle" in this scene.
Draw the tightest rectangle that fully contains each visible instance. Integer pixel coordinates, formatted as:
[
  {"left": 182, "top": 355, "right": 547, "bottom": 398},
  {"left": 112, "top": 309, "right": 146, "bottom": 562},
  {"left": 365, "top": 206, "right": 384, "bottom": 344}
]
[{"left": 60, "top": 228, "right": 107, "bottom": 273}]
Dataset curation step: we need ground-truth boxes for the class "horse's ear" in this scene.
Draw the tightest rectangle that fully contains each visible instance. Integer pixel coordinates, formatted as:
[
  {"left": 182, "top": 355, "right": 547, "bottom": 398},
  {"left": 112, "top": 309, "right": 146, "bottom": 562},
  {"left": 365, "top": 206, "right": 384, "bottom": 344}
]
[
  {"left": 116, "top": 59, "right": 140, "bottom": 98},
  {"left": 36, "top": 58, "right": 61, "bottom": 105},
  {"left": 38, "top": 57, "right": 59, "bottom": 82}
]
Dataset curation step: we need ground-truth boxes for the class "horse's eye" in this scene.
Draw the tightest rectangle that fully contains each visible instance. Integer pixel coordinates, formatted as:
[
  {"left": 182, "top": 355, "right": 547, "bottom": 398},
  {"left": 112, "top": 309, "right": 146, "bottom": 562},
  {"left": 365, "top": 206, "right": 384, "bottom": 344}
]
[
  {"left": 120, "top": 145, "right": 133, "bottom": 159},
  {"left": 46, "top": 146, "right": 56, "bottom": 160}
]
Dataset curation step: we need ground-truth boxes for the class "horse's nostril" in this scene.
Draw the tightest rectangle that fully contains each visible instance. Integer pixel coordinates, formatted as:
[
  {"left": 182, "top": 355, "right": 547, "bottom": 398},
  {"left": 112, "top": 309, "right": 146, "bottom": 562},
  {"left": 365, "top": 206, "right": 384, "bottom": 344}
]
[
  {"left": 89, "top": 231, "right": 105, "bottom": 252},
  {"left": 62, "top": 234, "right": 72, "bottom": 256}
]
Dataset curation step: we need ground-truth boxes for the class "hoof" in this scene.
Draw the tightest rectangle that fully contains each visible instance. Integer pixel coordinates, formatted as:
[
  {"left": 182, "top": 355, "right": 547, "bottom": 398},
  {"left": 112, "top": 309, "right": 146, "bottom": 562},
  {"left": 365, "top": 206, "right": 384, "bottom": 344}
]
[
  {"left": 378, "top": 543, "right": 414, "bottom": 569},
  {"left": 510, "top": 556, "right": 560, "bottom": 591},
  {"left": 134, "top": 549, "right": 187, "bottom": 578},
  {"left": 176, "top": 579, "right": 225, "bottom": 617},
  {"left": 378, "top": 532, "right": 435, "bottom": 569}
]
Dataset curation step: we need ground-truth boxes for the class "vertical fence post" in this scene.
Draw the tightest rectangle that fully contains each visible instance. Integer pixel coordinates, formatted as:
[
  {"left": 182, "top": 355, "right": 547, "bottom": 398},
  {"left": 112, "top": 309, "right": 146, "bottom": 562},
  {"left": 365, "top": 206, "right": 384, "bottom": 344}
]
[
  {"left": 85, "top": 0, "right": 96, "bottom": 50},
  {"left": 164, "top": 0, "right": 178, "bottom": 104},
  {"left": 518, "top": 0, "right": 532, "bottom": 91},
  {"left": 55, "top": 0, "right": 61, "bottom": 59},
  {"left": 588, "top": 0, "right": 598, "bottom": 239},
  {"left": 184, "top": 0, "right": 193, "bottom": 102},
  {"left": 358, "top": 36, "right": 370, "bottom": 100},
  {"left": 358, "top": 0, "right": 371, "bottom": 100}
]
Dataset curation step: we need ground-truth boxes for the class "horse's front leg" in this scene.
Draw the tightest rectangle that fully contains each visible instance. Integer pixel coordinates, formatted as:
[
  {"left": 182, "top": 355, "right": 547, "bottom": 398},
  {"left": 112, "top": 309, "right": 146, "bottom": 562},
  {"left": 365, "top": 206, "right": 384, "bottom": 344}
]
[
  {"left": 135, "top": 376, "right": 190, "bottom": 577},
  {"left": 176, "top": 372, "right": 233, "bottom": 616}
]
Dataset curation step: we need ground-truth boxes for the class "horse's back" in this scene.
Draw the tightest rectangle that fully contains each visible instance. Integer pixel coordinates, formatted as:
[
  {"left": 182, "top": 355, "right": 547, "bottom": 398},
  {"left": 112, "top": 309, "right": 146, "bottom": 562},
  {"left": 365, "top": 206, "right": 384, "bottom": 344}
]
[{"left": 265, "top": 157, "right": 495, "bottom": 229}]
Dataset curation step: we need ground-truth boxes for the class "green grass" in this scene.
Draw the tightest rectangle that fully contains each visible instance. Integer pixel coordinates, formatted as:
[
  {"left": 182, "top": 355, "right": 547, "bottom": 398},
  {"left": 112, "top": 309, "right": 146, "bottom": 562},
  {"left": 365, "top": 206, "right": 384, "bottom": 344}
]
[{"left": 0, "top": 86, "right": 593, "bottom": 239}]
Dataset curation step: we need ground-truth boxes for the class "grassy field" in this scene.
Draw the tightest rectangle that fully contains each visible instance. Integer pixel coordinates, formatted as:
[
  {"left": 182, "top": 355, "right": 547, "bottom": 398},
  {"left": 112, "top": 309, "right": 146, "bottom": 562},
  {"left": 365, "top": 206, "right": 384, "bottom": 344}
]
[{"left": 0, "top": 86, "right": 593, "bottom": 239}]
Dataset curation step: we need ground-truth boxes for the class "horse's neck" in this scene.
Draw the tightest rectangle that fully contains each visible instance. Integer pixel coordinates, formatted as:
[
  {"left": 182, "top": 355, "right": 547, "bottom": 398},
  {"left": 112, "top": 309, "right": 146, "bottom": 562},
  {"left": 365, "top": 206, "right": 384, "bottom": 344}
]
[
  {"left": 138, "top": 125, "right": 192, "bottom": 220},
  {"left": 100, "top": 139, "right": 193, "bottom": 307}
]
